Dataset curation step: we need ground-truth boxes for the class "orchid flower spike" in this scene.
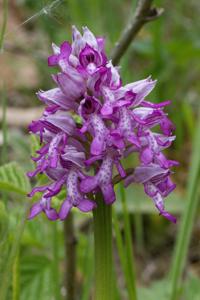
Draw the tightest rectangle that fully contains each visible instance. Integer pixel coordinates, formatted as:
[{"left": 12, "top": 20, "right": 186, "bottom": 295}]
[{"left": 28, "top": 26, "right": 178, "bottom": 222}]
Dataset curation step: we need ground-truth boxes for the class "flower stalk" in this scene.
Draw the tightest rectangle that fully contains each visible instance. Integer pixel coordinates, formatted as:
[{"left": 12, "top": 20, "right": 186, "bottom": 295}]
[{"left": 93, "top": 193, "right": 113, "bottom": 300}]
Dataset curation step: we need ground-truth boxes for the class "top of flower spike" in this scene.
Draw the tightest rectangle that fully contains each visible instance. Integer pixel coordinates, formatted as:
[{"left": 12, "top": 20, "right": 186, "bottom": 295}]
[
  {"left": 48, "top": 26, "right": 107, "bottom": 75},
  {"left": 28, "top": 26, "right": 178, "bottom": 223}
]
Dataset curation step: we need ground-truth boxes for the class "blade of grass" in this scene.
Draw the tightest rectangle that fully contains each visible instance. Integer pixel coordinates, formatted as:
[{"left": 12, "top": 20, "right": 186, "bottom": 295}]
[
  {"left": 169, "top": 109, "right": 200, "bottom": 300},
  {"left": 0, "top": 0, "right": 8, "bottom": 51},
  {"left": 112, "top": 266, "right": 121, "bottom": 300},
  {"left": 113, "top": 206, "right": 136, "bottom": 300},
  {"left": 1, "top": 85, "right": 8, "bottom": 204},
  {"left": 81, "top": 233, "right": 94, "bottom": 300},
  {"left": 134, "top": 213, "right": 144, "bottom": 252},
  {"left": 12, "top": 252, "right": 20, "bottom": 300},
  {"left": 181, "top": 102, "right": 195, "bottom": 138},
  {"left": 1, "top": 86, "right": 7, "bottom": 163}
]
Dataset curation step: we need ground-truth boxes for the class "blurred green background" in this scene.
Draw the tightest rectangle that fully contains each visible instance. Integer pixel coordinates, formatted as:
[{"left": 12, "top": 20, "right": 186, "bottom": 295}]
[{"left": 0, "top": 0, "right": 200, "bottom": 299}]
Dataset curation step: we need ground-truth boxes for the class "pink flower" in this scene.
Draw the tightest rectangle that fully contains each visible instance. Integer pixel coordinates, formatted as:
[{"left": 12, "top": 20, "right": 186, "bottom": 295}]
[{"left": 28, "top": 26, "right": 178, "bottom": 222}]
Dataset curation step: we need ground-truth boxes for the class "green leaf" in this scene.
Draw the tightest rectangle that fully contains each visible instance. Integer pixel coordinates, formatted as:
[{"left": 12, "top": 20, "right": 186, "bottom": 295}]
[
  {"left": 20, "top": 254, "right": 53, "bottom": 300},
  {"left": 138, "top": 279, "right": 170, "bottom": 300},
  {"left": 0, "top": 162, "right": 30, "bottom": 195},
  {"left": 0, "top": 203, "right": 30, "bottom": 300},
  {"left": 138, "top": 276, "right": 200, "bottom": 300},
  {"left": 183, "top": 274, "right": 200, "bottom": 300}
]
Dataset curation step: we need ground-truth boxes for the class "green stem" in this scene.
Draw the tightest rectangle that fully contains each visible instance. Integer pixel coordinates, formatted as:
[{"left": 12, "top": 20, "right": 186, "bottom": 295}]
[
  {"left": 93, "top": 193, "right": 113, "bottom": 300},
  {"left": 1, "top": 86, "right": 8, "bottom": 205},
  {"left": 12, "top": 252, "right": 20, "bottom": 300},
  {"left": 119, "top": 184, "right": 137, "bottom": 300},
  {"left": 169, "top": 111, "right": 200, "bottom": 300},
  {"left": 110, "top": 0, "right": 162, "bottom": 65}
]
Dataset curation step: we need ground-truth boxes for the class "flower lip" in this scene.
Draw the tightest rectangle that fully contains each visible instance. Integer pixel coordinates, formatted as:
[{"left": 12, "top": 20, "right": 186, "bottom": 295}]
[
  {"left": 79, "top": 44, "right": 101, "bottom": 66},
  {"left": 79, "top": 96, "right": 101, "bottom": 119}
]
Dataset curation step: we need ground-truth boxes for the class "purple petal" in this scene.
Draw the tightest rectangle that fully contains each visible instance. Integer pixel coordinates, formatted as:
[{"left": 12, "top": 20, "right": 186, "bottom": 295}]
[
  {"left": 28, "top": 185, "right": 48, "bottom": 197},
  {"left": 101, "top": 103, "right": 113, "bottom": 116},
  {"left": 49, "top": 42, "right": 72, "bottom": 68},
  {"left": 45, "top": 208, "right": 59, "bottom": 221},
  {"left": 126, "top": 77, "right": 157, "bottom": 105},
  {"left": 155, "top": 134, "right": 176, "bottom": 148},
  {"left": 134, "top": 165, "right": 169, "bottom": 183},
  {"left": 101, "top": 184, "right": 116, "bottom": 204},
  {"left": 61, "top": 145, "right": 85, "bottom": 168},
  {"left": 27, "top": 167, "right": 41, "bottom": 178},
  {"left": 79, "top": 96, "right": 101, "bottom": 119},
  {"left": 46, "top": 167, "right": 67, "bottom": 181},
  {"left": 144, "top": 182, "right": 157, "bottom": 197},
  {"left": 141, "top": 100, "right": 171, "bottom": 108},
  {"left": 124, "top": 174, "right": 135, "bottom": 187},
  {"left": 90, "top": 114, "right": 107, "bottom": 155},
  {"left": 28, "top": 202, "right": 42, "bottom": 219},
  {"left": 160, "top": 211, "right": 177, "bottom": 223},
  {"left": 160, "top": 117, "right": 175, "bottom": 136},
  {"left": 82, "top": 26, "right": 98, "bottom": 49},
  {"left": 48, "top": 54, "right": 58, "bottom": 66},
  {"left": 114, "top": 99, "right": 132, "bottom": 108},
  {"left": 157, "top": 177, "right": 176, "bottom": 197},
  {"left": 153, "top": 193, "right": 176, "bottom": 223},
  {"left": 91, "top": 136, "right": 105, "bottom": 155},
  {"left": 59, "top": 199, "right": 72, "bottom": 220},
  {"left": 29, "top": 120, "right": 43, "bottom": 134},
  {"left": 51, "top": 42, "right": 60, "bottom": 55},
  {"left": 109, "top": 130, "right": 125, "bottom": 149},
  {"left": 72, "top": 25, "right": 84, "bottom": 56},
  {"left": 115, "top": 160, "right": 126, "bottom": 178},
  {"left": 106, "top": 61, "right": 121, "bottom": 89},
  {"left": 78, "top": 199, "right": 97, "bottom": 212},
  {"left": 155, "top": 152, "right": 179, "bottom": 169},
  {"left": 127, "top": 134, "right": 140, "bottom": 148},
  {"left": 80, "top": 176, "right": 98, "bottom": 193},
  {"left": 79, "top": 45, "right": 101, "bottom": 69},
  {"left": 37, "top": 88, "right": 77, "bottom": 110},
  {"left": 54, "top": 71, "right": 85, "bottom": 100},
  {"left": 140, "top": 147, "right": 153, "bottom": 165},
  {"left": 84, "top": 154, "right": 103, "bottom": 166},
  {"left": 46, "top": 111, "right": 75, "bottom": 135},
  {"left": 96, "top": 37, "right": 105, "bottom": 52},
  {"left": 45, "top": 178, "right": 65, "bottom": 197},
  {"left": 118, "top": 107, "right": 139, "bottom": 146},
  {"left": 60, "top": 41, "right": 71, "bottom": 57}
]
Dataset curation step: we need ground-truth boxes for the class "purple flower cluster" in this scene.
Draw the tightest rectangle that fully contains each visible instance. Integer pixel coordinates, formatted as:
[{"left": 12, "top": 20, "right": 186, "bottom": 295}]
[{"left": 28, "top": 26, "right": 178, "bottom": 223}]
